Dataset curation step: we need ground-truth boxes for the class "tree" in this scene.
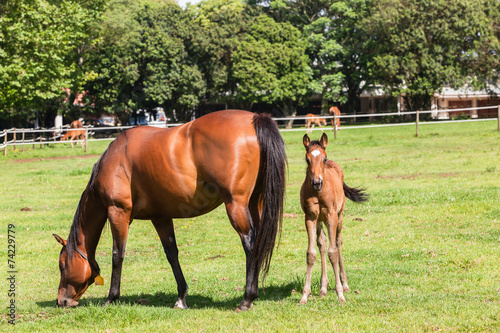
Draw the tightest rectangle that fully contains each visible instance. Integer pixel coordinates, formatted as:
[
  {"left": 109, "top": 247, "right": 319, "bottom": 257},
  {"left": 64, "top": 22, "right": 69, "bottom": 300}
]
[
  {"left": 253, "top": 0, "right": 381, "bottom": 116},
  {"left": 0, "top": 0, "right": 105, "bottom": 127},
  {"left": 365, "top": 0, "right": 500, "bottom": 111},
  {"left": 84, "top": 0, "right": 205, "bottom": 123},
  {"left": 232, "top": 14, "right": 311, "bottom": 117},
  {"left": 187, "top": 0, "right": 254, "bottom": 107}
]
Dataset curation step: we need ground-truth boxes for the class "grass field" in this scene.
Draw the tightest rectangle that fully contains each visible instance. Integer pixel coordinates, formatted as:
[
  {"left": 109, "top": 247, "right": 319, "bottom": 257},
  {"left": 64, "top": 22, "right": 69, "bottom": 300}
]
[{"left": 1, "top": 120, "right": 499, "bottom": 332}]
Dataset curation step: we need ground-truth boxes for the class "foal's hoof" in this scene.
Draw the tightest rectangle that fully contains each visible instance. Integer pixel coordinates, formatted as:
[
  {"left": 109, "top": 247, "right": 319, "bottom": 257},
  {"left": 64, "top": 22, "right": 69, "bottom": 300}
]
[
  {"left": 337, "top": 293, "right": 346, "bottom": 303},
  {"left": 298, "top": 298, "right": 308, "bottom": 305},
  {"left": 319, "top": 289, "right": 328, "bottom": 298}
]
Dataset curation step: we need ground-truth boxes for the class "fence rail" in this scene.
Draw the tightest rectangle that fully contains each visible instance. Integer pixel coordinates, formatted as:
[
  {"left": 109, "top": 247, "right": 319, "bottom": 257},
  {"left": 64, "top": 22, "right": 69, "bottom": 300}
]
[{"left": 1, "top": 105, "right": 499, "bottom": 156}]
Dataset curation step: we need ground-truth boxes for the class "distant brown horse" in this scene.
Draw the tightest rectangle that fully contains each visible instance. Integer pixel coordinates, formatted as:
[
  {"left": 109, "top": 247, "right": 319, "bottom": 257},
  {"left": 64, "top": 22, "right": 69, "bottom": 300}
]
[
  {"left": 305, "top": 114, "right": 327, "bottom": 133},
  {"left": 61, "top": 120, "right": 85, "bottom": 148},
  {"left": 329, "top": 106, "right": 341, "bottom": 130},
  {"left": 53, "top": 110, "right": 286, "bottom": 312},
  {"left": 299, "top": 133, "right": 367, "bottom": 304}
]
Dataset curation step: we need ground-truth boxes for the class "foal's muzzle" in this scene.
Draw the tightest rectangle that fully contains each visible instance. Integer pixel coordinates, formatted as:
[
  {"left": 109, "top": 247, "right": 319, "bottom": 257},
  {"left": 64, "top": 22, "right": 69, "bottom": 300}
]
[{"left": 312, "top": 178, "right": 323, "bottom": 191}]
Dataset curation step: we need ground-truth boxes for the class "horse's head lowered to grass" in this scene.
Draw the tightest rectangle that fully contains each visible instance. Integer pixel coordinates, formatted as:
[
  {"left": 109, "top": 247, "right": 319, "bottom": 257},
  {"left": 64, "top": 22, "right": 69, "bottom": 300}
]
[{"left": 53, "top": 234, "right": 102, "bottom": 307}]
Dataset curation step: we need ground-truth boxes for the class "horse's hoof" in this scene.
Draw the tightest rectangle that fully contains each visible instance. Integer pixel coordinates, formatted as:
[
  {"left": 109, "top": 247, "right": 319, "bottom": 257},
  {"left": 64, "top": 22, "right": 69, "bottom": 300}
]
[
  {"left": 319, "top": 290, "right": 328, "bottom": 297},
  {"left": 338, "top": 293, "right": 346, "bottom": 303},
  {"left": 236, "top": 303, "right": 252, "bottom": 312},
  {"left": 298, "top": 299, "right": 307, "bottom": 305}
]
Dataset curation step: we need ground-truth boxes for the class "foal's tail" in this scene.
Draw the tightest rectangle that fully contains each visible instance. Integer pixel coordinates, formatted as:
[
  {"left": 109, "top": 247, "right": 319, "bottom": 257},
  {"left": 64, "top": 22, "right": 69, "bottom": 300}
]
[
  {"left": 252, "top": 113, "right": 287, "bottom": 280},
  {"left": 343, "top": 182, "right": 369, "bottom": 203}
]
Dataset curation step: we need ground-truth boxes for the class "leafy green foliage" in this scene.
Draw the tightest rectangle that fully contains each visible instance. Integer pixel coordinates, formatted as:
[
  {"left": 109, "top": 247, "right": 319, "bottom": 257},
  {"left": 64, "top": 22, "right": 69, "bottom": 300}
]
[
  {"left": 0, "top": 0, "right": 105, "bottom": 124},
  {"left": 187, "top": 0, "right": 253, "bottom": 105},
  {"left": 232, "top": 14, "right": 311, "bottom": 115},
  {"left": 84, "top": 0, "right": 205, "bottom": 123},
  {"left": 365, "top": 0, "right": 500, "bottom": 111}
]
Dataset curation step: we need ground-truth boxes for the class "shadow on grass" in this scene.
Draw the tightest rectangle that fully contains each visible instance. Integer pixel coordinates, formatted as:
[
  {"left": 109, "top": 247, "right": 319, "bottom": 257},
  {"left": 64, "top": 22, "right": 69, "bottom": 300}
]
[{"left": 36, "top": 281, "right": 299, "bottom": 310}]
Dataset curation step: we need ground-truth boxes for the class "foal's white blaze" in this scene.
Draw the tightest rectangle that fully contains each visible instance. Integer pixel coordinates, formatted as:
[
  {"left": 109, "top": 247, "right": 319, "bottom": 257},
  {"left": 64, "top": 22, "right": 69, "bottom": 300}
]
[{"left": 311, "top": 149, "right": 320, "bottom": 157}]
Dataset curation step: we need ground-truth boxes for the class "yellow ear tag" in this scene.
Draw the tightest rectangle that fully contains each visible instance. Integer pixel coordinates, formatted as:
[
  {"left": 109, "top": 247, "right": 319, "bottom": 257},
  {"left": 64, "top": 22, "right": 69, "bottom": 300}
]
[{"left": 95, "top": 275, "right": 104, "bottom": 286}]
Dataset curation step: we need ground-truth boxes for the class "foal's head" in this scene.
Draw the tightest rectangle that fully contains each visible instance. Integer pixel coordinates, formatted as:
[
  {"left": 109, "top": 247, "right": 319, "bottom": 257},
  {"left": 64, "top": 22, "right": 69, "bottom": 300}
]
[
  {"left": 303, "top": 133, "right": 329, "bottom": 192},
  {"left": 53, "top": 234, "right": 97, "bottom": 307}
]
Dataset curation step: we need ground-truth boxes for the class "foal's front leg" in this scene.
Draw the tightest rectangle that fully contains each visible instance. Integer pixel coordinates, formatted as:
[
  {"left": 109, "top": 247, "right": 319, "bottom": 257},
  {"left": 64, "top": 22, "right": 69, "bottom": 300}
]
[
  {"left": 325, "top": 213, "right": 345, "bottom": 302},
  {"left": 299, "top": 218, "right": 318, "bottom": 305},
  {"left": 317, "top": 225, "right": 329, "bottom": 297}
]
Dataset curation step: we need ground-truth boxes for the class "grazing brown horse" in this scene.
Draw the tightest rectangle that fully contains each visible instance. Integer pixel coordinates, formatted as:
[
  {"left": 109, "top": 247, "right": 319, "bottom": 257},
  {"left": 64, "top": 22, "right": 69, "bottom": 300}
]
[
  {"left": 329, "top": 106, "right": 341, "bottom": 130},
  {"left": 53, "top": 110, "right": 286, "bottom": 312},
  {"left": 299, "top": 133, "right": 367, "bottom": 304},
  {"left": 305, "top": 113, "right": 327, "bottom": 133},
  {"left": 61, "top": 120, "right": 85, "bottom": 148}
]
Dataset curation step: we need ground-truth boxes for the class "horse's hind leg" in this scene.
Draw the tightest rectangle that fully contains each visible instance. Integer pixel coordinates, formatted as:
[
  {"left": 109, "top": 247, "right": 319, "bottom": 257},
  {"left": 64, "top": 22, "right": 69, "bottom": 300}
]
[
  {"left": 299, "top": 218, "right": 318, "bottom": 305},
  {"left": 225, "top": 199, "right": 257, "bottom": 311},
  {"left": 317, "top": 224, "right": 329, "bottom": 297},
  {"left": 151, "top": 217, "right": 188, "bottom": 309},
  {"left": 105, "top": 206, "right": 132, "bottom": 305}
]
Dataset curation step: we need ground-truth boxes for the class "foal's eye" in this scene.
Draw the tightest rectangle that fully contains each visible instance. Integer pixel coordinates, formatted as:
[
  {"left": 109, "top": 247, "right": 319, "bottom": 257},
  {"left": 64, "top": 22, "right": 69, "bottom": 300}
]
[{"left": 323, "top": 157, "right": 327, "bottom": 163}]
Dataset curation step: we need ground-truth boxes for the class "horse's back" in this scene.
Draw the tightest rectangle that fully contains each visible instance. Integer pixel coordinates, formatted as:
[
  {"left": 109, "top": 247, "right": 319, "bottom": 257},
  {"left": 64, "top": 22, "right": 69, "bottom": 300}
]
[{"left": 93, "top": 110, "right": 261, "bottom": 219}]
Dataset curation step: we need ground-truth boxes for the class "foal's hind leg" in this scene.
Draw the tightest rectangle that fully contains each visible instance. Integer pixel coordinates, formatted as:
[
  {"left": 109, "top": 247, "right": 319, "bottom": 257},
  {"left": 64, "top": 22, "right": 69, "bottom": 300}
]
[
  {"left": 151, "top": 217, "right": 188, "bottom": 309},
  {"left": 337, "top": 214, "right": 349, "bottom": 292},
  {"left": 105, "top": 206, "right": 131, "bottom": 305}
]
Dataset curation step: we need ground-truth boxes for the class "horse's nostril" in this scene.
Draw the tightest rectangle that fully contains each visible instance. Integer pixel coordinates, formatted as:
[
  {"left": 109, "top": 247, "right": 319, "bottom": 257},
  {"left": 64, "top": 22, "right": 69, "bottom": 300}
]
[
  {"left": 55, "top": 299, "right": 58, "bottom": 306},
  {"left": 63, "top": 299, "right": 67, "bottom": 307}
]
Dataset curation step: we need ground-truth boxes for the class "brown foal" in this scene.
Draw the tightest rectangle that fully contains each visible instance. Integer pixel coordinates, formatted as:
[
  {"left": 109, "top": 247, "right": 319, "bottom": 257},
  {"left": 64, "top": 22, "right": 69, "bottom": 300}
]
[{"left": 299, "top": 133, "right": 367, "bottom": 304}]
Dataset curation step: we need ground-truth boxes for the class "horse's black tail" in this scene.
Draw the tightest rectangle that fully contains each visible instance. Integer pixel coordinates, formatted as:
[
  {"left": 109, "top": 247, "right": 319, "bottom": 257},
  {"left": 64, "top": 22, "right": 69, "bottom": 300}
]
[
  {"left": 343, "top": 182, "right": 369, "bottom": 203},
  {"left": 252, "top": 113, "right": 287, "bottom": 281}
]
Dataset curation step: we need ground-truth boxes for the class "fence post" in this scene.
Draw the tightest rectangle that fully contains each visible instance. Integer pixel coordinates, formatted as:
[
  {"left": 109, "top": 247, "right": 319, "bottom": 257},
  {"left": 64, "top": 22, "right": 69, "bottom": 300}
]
[
  {"left": 84, "top": 126, "right": 88, "bottom": 153},
  {"left": 3, "top": 130, "right": 7, "bottom": 156},
  {"left": 22, "top": 129, "right": 25, "bottom": 152},
  {"left": 498, "top": 105, "right": 500, "bottom": 132},
  {"left": 13, "top": 128, "right": 16, "bottom": 150},
  {"left": 40, "top": 135, "right": 43, "bottom": 149},
  {"left": 32, "top": 130, "right": 35, "bottom": 150},
  {"left": 416, "top": 110, "right": 420, "bottom": 137},
  {"left": 333, "top": 112, "right": 337, "bottom": 139}
]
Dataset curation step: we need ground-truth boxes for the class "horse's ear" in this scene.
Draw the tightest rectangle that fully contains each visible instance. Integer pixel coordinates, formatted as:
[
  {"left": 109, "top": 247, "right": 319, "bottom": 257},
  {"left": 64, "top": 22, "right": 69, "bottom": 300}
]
[
  {"left": 53, "top": 234, "right": 67, "bottom": 247},
  {"left": 320, "top": 133, "right": 328, "bottom": 149},
  {"left": 303, "top": 134, "right": 311, "bottom": 149}
]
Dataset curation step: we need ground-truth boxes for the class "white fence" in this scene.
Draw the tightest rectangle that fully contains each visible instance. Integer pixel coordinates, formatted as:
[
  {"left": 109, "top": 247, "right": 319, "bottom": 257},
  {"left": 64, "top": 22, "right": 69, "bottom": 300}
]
[{"left": 1, "top": 105, "right": 499, "bottom": 156}]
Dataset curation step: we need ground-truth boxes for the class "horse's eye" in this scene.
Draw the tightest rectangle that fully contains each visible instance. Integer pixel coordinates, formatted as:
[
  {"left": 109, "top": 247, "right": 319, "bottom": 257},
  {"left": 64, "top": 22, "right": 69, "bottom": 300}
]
[{"left": 324, "top": 157, "right": 327, "bottom": 163}]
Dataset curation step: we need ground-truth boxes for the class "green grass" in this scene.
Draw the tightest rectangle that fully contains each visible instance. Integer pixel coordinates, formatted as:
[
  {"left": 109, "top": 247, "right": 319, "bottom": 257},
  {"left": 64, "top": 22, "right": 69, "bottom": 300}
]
[{"left": 1, "top": 120, "right": 499, "bottom": 332}]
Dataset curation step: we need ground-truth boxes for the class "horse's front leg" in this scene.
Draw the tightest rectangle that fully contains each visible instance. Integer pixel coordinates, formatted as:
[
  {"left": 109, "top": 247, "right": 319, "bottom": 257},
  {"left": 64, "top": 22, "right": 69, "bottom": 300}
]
[
  {"left": 105, "top": 206, "right": 131, "bottom": 305},
  {"left": 152, "top": 217, "right": 188, "bottom": 309}
]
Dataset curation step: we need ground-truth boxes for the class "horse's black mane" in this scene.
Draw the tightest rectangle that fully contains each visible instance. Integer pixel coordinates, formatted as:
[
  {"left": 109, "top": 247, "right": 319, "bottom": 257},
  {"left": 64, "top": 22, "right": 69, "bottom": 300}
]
[{"left": 66, "top": 150, "right": 107, "bottom": 258}]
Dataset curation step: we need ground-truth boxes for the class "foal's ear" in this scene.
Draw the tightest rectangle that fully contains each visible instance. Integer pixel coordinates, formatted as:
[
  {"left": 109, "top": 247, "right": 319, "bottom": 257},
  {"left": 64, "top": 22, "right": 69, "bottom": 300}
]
[
  {"left": 320, "top": 133, "right": 328, "bottom": 149},
  {"left": 303, "top": 134, "right": 311, "bottom": 149},
  {"left": 53, "top": 234, "right": 67, "bottom": 247}
]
